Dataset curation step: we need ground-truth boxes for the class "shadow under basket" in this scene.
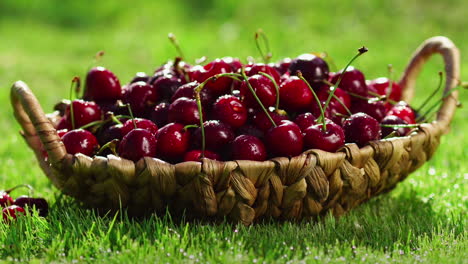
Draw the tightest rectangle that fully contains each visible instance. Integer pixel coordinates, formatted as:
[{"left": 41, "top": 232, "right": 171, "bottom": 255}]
[{"left": 10, "top": 36, "right": 460, "bottom": 225}]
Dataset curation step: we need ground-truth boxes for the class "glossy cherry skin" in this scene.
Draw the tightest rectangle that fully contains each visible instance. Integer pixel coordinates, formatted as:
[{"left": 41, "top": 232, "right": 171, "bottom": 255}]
[
  {"left": 342, "top": 113, "right": 381, "bottom": 147},
  {"left": 222, "top": 57, "right": 243, "bottom": 72},
  {"left": 294, "top": 112, "right": 317, "bottom": 131},
  {"left": 2, "top": 205, "right": 25, "bottom": 221},
  {"left": 273, "top": 58, "right": 292, "bottom": 75},
  {"left": 0, "top": 192, "right": 13, "bottom": 208},
  {"left": 14, "top": 196, "right": 49, "bottom": 217},
  {"left": 84, "top": 67, "right": 122, "bottom": 102},
  {"left": 252, "top": 110, "right": 289, "bottom": 132},
  {"left": 123, "top": 81, "right": 158, "bottom": 116},
  {"left": 351, "top": 99, "right": 386, "bottom": 122},
  {"left": 316, "top": 86, "right": 351, "bottom": 116},
  {"left": 380, "top": 115, "right": 410, "bottom": 138},
  {"left": 151, "top": 74, "right": 183, "bottom": 101},
  {"left": 236, "top": 124, "right": 265, "bottom": 139},
  {"left": 96, "top": 124, "right": 123, "bottom": 146},
  {"left": 386, "top": 101, "right": 416, "bottom": 124},
  {"left": 303, "top": 121, "right": 345, "bottom": 152},
  {"left": 212, "top": 95, "right": 248, "bottom": 129},
  {"left": 62, "top": 129, "right": 99, "bottom": 156},
  {"left": 331, "top": 66, "right": 368, "bottom": 97},
  {"left": 231, "top": 135, "right": 267, "bottom": 161},
  {"left": 56, "top": 117, "right": 71, "bottom": 130},
  {"left": 288, "top": 54, "right": 329, "bottom": 89},
  {"left": 64, "top": 100, "right": 102, "bottom": 129},
  {"left": 121, "top": 118, "right": 158, "bottom": 137},
  {"left": 199, "top": 59, "right": 233, "bottom": 96},
  {"left": 265, "top": 120, "right": 303, "bottom": 157},
  {"left": 155, "top": 123, "right": 191, "bottom": 162},
  {"left": 171, "top": 81, "right": 214, "bottom": 109},
  {"left": 130, "top": 72, "right": 150, "bottom": 84},
  {"left": 239, "top": 74, "right": 277, "bottom": 109},
  {"left": 183, "top": 150, "right": 221, "bottom": 162},
  {"left": 150, "top": 103, "right": 170, "bottom": 128},
  {"left": 245, "top": 63, "right": 281, "bottom": 85},
  {"left": 168, "top": 97, "right": 203, "bottom": 125},
  {"left": 279, "top": 76, "right": 314, "bottom": 112},
  {"left": 367, "top": 77, "right": 402, "bottom": 102},
  {"left": 118, "top": 128, "right": 157, "bottom": 162},
  {"left": 192, "top": 120, "right": 235, "bottom": 152}
]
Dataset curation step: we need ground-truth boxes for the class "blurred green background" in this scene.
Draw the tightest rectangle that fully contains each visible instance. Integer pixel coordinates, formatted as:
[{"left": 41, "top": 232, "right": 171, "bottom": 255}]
[{"left": 0, "top": 0, "right": 466, "bottom": 262}]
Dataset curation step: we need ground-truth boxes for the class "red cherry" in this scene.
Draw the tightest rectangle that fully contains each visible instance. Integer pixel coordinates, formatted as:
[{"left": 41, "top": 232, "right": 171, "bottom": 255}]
[
  {"left": 96, "top": 124, "right": 123, "bottom": 146},
  {"left": 303, "top": 121, "right": 345, "bottom": 152},
  {"left": 212, "top": 95, "right": 248, "bottom": 129},
  {"left": 150, "top": 103, "right": 170, "bottom": 128},
  {"left": 265, "top": 120, "right": 303, "bottom": 157},
  {"left": 129, "top": 72, "right": 150, "bottom": 84},
  {"left": 288, "top": 54, "right": 329, "bottom": 89},
  {"left": 351, "top": 100, "right": 386, "bottom": 122},
  {"left": 65, "top": 99, "right": 102, "bottom": 129},
  {"left": 273, "top": 57, "right": 292, "bottom": 75},
  {"left": 121, "top": 118, "right": 158, "bottom": 137},
  {"left": 151, "top": 74, "right": 183, "bottom": 101},
  {"left": 123, "top": 81, "right": 158, "bottom": 116},
  {"left": 294, "top": 112, "right": 317, "bottom": 131},
  {"left": 240, "top": 74, "right": 277, "bottom": 109},
  {"left": 231, "top": 135, "right": 267, "bottom": 161},
  {"left": 62, "top": 129, "right": 99, "bottom": 156},
  {"left": 118, "top": 128, "right": 157, "bottom": 162},
  {"left": 156, "top": 123, "right": 191, "bottom": 162},
  {"left": 0, "top": 192, "right": 14, "bottom": 208},
  {"left": 279, "top": 76, "right": 313, "bottom": 112},
  {"left": 84, "top": 67, "right": 122, "bottom": 102},
  {"left": 2, "top": 205, "right": 25, "bottom": 221},
  {"left": 14, "top": 196, "right": 49, "bottom": 217},
  {"left": 168, "top": 97, "right": 203, "bottom": 125},
  {"left": 192, "top": 120, "right": 235, "bottom": 152},
  {"left": 184, "top": 150, "right": 221, "bottom": 162},
  {"left": 367, "top": 77, "right": 402, "bottom": 102},
  {"left": 171, "top": 81, "right": 214, "bottom": 108},
  {"left": 56, "top": 117, "right": 71, "bottom": 130},
  {"left": 236, "top": 124, "right": 265, "bottom": 139},
  {"left": 381, "top": 115, "right": 410, "bottom": 138},
  {"left": 199, "top": 59, "right": 233, "bottom": 96},
  {"left": 343, "top": 113, "right": 381, "bottom": 147},
  {"left": 245, "top": 63, "right": 281, "bottom": 85},
  {"left": 331, "top": 66, "right": 368, "bottom": 96},
  {"left": 387, "top": 101, "right": 416, "bottom": 124},
  {"left": 222, "top": 57, "right": 243, "bottom": 72},
  {"left": 252, "top": 110, "right": 289, "bottom": 132}
]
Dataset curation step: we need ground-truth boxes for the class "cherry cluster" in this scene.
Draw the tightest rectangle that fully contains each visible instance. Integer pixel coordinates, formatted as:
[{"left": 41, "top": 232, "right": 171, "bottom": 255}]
[
  {"left": 51, "top": 48, "right": 418, "bottom": 164},
  {"left": 1, "top": 185, "right": 49, "bottom": 222}
]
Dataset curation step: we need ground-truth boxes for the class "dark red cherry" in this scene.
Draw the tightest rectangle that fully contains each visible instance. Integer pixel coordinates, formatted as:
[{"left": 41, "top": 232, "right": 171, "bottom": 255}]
[
  {"left": 239, "top": 74, "right": 277, "bottom": 109},
  {"left": 351, "top": 99, "right": 386, "bottom": 122},
  {"left": 279, "top": 76, "right": 313, "bottom": 112},
  {"left": 130, "top": 72, "right": 150, "bottom": 84},
  {"left": 212, "top": 95, "right": 248, "bottom": 129},
  {"left": 294, "top": 112, "right": 317, "bottom": 131},
  {"left": 343, "top": 113, "right": 381, "bottom": 147},
  {"left": 2, "top": 205, "right": 25, "bottom": 221},
  {"left": 14, "top": 196, "right": 49, "bottom": 217},
  {"left": 123, "top": 81, "right": 158, "bottom": 116},
  {"left": 171, "top": 81, "right": 214, "bottom": 108},
  {"left": 150, "top": 103, "right": 170, "bottom": 128},
  {"left": 118, "top": 128, "right": 157, "bottom": 162},
  {"left": 288, "top": 54, "right": 329, "bottom": 89},
  {"left": 65, "top": 100, "right": 102, "bottom": 129},
  {"left": 380, "top": 115, "right": 410, "bottom": 138},
  {"left": 187, "top": 65, "right": 205, "bottom": 83},
  {"left": 156, "top": 123, "right": 191, "bottom": 162},
  {"left": 62, "top": 129, "right": 99, "bottom": 156},
  {"left": 245, "top": 63, "right": 281, "bottom": 85},
  {"left": 367, "top": 77, "right": 402, "bottom": 102},
  {"left": 252, "top": 110, "right": 289, "bottom": 132},
  {"left": 84, "top": 67, "right": 122, "bottom": 102},
  {"left": 316, "top": 86, "right": 351, "bottom": 116},
  {"left": 331, "top": 66, "right": 368, "bottom": 96},
  {"left": 0, "top": 192, "right": 13, "bottom": 208},
  {"left": 265, "top": 120, "right": 303, "bottom": 157},
  {"left": 56, "top": 116, "right": 71, "bottom": 130},
  {"left": 222, "top": 57, "right": 243, "bottom": 72},
  {"left": 183, "top": 150, "right": 221, "bottom": 162},
  {"left": 192, "top": 120, "right": 235, "bottom": 152},
  {"left": 168, "top": 97, "right": 203, "bottom": 125},
  {"left": 236, "top": 124, "right": 265, "bottom": 139},
  {"left": 273, "top": 57, "right": 292, "bottom": 75},
  {"left": 121, "top": 118, "right": 158, "bottom": 137},
  {"left": 151, "top": 75, "right": 183, "bottom": 101},
  {"left": 386, "top": 101, "right": 416, "bottom": 124},
  {"left": 303, "top": 121, "right": 345, "bottom": 152},
  {"left": 199, "top": 59, "right": 233, "bottom": 96},
  {"left": 96, "top": 124, "right": 123, "bottom": 146},
  {"left": 57, "top": 129, "right": 69, "bottom": 138},
  {"left": 231, "top": 135, "right": 267, "bottom": 161}
]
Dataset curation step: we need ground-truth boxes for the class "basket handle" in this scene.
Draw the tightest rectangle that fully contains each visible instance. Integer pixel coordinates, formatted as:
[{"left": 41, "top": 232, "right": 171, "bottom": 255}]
[
  {"left": 10, "top": 81, "right": 67, "bottom": 165},
  {"left": 399, "top": 36, "right": 460, "bottom": 128}
]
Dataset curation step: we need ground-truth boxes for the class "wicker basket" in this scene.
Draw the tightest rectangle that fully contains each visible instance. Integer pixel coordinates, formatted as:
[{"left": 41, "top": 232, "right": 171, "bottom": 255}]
[{"left": 10, "top": 36, "right": 460, "bottom": 225}]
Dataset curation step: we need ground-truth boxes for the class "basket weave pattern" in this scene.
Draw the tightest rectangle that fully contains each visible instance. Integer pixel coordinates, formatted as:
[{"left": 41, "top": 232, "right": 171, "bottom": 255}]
[{"left": 11, "top": 36, "right": 460, "bottom": 225}]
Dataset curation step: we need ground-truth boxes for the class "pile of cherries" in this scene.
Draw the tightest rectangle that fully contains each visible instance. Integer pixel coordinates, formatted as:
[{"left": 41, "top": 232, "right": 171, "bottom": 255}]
[
  {"left": 1, "top": 185, "right": 49, "bottom": 222},
  {"left": 51, "top": 46, "right": 419, "bottom": 164}
]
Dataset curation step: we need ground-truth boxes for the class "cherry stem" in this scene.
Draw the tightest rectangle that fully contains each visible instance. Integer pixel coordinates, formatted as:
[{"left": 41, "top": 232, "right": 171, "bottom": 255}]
[
  {"left": 111, "top": 115, "right": 127, "bottom": 125},
  {"left": 126, "top": 104, "right": 137, "bottom": 129},
  {"left": 386, "top": 64, "right": 394, "bottom": 102},
  {"left": 254, "top": 29, "right": 272, "bottom": 64},
  {"left": 69, "top": 77, "right": 80, "bottom": 130},
  {"left": 330, "top": 93, "right": 352, "bottom": 116},
  {"left": 415, "top": 71, "right": 444, "bottom": 114},
  {"left": 183, "top": 124, "right": 199, "bottom": 130},
  {"left": 323, "top": 47, "right": 368, "bottom": 115},
  {"left": 168, "top": 33, "right": 185, "bottom": 60},
  {"left": 297, "top": 71, "right": 327, "bottom": 131},
  {"left": 313, "top": 52, "right": 338, "bottom": 72},
  {"left": 97, "top": 139, "right": 119, "bottom": 156},
  {"left": 416, "top": 85, "right": 460, "bottom": 122},
  {"left": 382, "top": 131, "right": 399, "bottom": 139},
  {"left": 240, "top": 68, "right": 277, "bottom": 128},
  {"left": 173, "top": 56, "right": 190, "bottom": 83},
  {"left": 6, "top": 184, "right": 34, "bottom": 196},
  {"left": 79, "top": 120, "right": 105, "bottom": 130},
  {"left": 259, "top": 71, "right": 280, "bottom": 110}
]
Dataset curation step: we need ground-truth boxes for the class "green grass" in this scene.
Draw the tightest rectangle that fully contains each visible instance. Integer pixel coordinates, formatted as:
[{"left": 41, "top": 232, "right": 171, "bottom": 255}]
[{"left": 0, "top": 0, "right": 467, "bottom": 263}]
